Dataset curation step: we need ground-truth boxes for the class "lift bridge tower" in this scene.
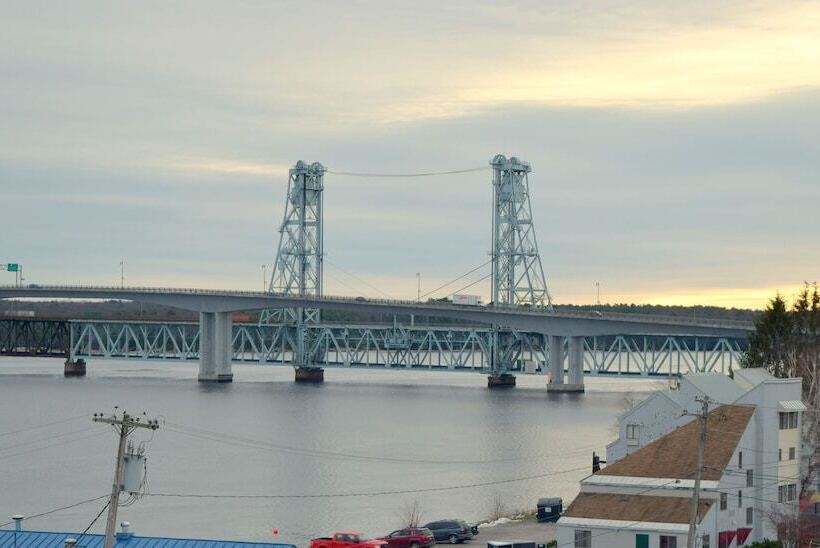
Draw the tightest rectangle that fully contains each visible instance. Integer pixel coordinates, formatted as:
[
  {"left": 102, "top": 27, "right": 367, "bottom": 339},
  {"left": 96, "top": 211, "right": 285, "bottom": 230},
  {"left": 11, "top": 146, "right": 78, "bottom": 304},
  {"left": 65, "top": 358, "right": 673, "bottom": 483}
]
[
  {"left": 259, "top": 160, "right": 326, "bottom": 380},
  {"left": 488, "top": 154, "right": 553, "bottom": 386}
]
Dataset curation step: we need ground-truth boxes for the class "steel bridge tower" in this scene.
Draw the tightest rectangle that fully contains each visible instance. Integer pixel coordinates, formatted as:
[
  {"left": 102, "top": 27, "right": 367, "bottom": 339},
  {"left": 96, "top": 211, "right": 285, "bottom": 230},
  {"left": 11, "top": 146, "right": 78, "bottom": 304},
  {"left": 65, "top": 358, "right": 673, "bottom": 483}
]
[
  {"left": 260, "top": 160, "right": 325, "bottom": 326},
  {"left": 259, "top": 161, "right": 326, "bottom": 379},
  {"left": 490, "top": 154, "right": 553, "bottom": 310},
  {"left": 488, "top": 155, "right": 552, "bottom": 385}
]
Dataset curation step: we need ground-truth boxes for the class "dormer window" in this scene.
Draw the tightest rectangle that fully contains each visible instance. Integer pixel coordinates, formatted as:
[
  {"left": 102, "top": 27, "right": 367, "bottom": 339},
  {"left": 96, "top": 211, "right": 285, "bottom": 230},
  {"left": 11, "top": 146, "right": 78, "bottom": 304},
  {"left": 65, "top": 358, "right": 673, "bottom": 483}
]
[{"left": 626, "top": 424, "right": 640, "bottom": 444}]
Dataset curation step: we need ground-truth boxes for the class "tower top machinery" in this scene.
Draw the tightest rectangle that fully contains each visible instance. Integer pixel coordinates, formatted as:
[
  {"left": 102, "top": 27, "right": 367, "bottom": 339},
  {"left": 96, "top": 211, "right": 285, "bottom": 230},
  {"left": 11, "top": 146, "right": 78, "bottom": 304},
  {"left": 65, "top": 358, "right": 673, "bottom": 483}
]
[{"left": 490, "top": 154, "right": 553, "bottom": 310}]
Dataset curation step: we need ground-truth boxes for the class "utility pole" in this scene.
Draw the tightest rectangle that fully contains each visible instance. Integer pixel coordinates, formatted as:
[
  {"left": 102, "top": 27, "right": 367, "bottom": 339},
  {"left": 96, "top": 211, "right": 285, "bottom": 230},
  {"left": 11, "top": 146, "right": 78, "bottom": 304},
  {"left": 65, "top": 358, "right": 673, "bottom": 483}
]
[
  {"left": 93, "top": 410, "right": 159, "bottom": 548},
  {"left": 416, "top": 272, "right": 421, "bottom": 302},
  {"left": 683, "top": 396, "right": 710, "bottom": 548},
  {"left": 595, "top": 282, "right": 600, "bottom": 306},
  {"left": 119, "top": 261, "right": 124, "bottom": 289},
  {"left": 262, "top": 265, "right": 268, "bottom": 292}
]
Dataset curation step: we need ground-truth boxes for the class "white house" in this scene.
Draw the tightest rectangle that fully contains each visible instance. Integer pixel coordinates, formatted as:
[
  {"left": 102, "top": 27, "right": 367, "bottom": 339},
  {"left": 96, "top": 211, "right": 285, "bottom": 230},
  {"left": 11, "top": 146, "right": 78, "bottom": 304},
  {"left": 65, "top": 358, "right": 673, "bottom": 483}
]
[
  {"left": 558, "top": 403, "right": 803, "bottom": 547},
  {"left": 606, "top": 373, "right": 746, "bottom": 463}
]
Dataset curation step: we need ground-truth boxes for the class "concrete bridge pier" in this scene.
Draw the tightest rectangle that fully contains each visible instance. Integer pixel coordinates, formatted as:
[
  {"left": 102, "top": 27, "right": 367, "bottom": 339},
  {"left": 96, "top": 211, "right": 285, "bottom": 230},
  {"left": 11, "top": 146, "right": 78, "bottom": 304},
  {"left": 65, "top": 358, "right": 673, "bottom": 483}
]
[
  {"left": 547, "top": 334, "right": 564, "bottom": 389},
  {"left": 548, "top": 335, "right": 585, "bottom": 392},
  {"left": 198, "top": 311, "right": 234, "bottom": 382}
]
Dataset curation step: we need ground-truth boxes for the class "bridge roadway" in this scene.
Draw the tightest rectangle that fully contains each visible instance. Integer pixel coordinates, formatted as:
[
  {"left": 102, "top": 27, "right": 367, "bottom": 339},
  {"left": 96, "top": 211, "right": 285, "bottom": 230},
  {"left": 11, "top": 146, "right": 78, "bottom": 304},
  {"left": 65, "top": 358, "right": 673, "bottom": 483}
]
[{"left": 0, "top": 286, "right": 753, "bottom": 390}]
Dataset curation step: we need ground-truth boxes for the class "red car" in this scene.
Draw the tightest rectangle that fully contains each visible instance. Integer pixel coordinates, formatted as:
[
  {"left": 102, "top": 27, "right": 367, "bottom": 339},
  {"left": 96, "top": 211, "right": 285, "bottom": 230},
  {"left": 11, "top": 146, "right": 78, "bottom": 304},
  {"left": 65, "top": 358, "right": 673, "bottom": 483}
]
[
  {"left": 311, "top": 531, "right": 387, "bottom": 548},
  {"left": 380, "top": 528, "right": 436, "bottom": 548}
]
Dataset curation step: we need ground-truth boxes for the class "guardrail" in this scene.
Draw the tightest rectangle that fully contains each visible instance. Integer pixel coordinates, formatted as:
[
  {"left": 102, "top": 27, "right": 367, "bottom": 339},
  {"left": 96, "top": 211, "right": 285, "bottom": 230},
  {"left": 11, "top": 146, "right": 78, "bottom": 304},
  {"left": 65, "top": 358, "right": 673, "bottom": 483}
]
[{"left": 0, "top": 285, "right": 755, "bottom": 330}]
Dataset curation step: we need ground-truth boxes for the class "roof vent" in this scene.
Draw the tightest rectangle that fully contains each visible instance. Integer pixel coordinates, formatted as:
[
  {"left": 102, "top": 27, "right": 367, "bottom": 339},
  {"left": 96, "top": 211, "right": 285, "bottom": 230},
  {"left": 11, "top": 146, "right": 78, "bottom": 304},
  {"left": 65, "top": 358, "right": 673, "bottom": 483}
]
[
  {"left": 12, "top": 515, "right": 23, "bottom": 532},
  {"left": 117, "top": 521, "right": 133, "bottom": 540},
  {"left": 65, "top": 538, "right": 78, "bottom": 548}
]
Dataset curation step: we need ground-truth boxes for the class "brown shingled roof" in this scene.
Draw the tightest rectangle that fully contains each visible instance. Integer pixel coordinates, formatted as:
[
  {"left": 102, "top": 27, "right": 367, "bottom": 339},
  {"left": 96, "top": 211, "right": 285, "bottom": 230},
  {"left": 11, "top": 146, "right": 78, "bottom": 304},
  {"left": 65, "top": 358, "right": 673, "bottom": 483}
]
[
  {"left": 598, "top": 404, "right": 755, "bottom": 481},
  {"left": 563, "top": 493, "right": 712, "bottom": 524}
]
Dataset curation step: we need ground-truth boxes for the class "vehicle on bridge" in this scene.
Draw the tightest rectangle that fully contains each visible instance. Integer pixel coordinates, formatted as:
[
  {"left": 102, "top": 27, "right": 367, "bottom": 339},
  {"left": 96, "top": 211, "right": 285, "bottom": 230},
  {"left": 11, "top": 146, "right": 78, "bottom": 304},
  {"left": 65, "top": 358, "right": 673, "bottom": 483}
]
[
  {"left": 453, "top": 294, "right": 481, "bottom": 306},
  {"left": 379, "top": 528, "right": 435, "bottom": 548},
  {"left": 310, "top": 532, "right": 387, "bottom": 548}
]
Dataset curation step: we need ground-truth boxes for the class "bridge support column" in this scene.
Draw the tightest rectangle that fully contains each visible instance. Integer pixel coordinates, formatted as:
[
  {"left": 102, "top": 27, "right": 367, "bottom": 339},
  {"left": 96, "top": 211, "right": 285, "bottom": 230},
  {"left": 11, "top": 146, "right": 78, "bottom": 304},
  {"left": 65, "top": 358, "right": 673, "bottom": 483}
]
[
  {"left": 549, "top": 335, "right": 584, "bottom": 392},
  {"left": 198, "top": 312, "right": 233, "bottom": 382},
  {"left": 547, "top": 335, "right": 564, "bottom": 389}
]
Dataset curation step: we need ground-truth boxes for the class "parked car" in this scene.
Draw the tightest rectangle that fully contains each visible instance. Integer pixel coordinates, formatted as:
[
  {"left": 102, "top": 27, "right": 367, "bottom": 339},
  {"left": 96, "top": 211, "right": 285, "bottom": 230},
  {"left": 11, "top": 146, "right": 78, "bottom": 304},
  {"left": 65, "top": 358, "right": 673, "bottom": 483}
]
[
  {"left": 310, "top": 531, "right": 387, "bottom": 548},
  {"left": 379, "top": 528, "right": 435, "bottom": 548},
  {"left": 422, "top": 520, "right": 473, "bottom": 544}
]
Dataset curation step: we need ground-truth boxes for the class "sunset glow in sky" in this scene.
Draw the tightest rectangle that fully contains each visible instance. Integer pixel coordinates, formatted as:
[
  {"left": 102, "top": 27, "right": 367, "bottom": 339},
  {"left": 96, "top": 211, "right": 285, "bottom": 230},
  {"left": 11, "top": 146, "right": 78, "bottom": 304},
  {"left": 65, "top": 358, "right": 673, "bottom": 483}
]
[{"left": 1, "top": 1, "right": 818, "bottom": 309}]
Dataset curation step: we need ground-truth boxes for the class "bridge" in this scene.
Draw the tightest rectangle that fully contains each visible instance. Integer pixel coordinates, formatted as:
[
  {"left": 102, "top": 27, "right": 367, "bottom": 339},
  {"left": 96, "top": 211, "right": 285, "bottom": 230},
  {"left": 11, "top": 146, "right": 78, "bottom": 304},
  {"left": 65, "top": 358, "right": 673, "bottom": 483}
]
[{"left": 0, "top": 155, "right": 755, "bottom": 391}]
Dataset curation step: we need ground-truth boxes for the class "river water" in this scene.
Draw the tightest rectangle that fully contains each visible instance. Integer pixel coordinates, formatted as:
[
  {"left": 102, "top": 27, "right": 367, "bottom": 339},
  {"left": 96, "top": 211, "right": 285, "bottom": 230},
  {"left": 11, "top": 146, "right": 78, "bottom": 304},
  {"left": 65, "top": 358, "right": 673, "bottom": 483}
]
[{"left": 0, "top": 358, "right": 664, "bottom": 546}]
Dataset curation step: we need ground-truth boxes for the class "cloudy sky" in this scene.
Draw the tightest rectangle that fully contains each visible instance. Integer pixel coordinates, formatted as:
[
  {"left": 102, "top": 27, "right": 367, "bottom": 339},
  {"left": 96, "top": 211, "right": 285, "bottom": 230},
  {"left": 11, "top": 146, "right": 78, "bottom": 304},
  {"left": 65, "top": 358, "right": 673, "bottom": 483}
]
[{"left": 1, "top": 0, "right": 818, "bottom": 308}]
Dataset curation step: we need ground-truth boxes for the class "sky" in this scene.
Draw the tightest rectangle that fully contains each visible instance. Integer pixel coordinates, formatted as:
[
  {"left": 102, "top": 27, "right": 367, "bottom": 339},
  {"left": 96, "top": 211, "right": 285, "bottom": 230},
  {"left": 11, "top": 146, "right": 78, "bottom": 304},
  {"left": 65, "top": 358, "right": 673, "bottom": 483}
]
[{"left": 1, "top": 0, "right": 818, "bottom": 309}]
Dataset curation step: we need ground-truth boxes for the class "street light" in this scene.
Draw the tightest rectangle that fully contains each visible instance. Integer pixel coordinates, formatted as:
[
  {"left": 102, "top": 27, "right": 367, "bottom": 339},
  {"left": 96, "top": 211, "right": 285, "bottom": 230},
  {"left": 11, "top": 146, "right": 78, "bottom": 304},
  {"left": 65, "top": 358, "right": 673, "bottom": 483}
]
[
  {"left": 262, "top": 265, "right": 269, "bottom": 292},
  {"left": 119, "top": 261, "right": 124, "bottom": 289}
]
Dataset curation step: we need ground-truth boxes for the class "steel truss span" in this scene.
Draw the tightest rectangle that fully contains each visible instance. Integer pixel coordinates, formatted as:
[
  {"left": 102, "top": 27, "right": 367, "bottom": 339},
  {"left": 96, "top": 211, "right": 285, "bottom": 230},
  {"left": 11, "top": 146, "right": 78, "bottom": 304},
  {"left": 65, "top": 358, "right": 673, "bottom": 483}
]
[
  {"left": 68, "top": 321, "right": 748, "bottom": 377},
  {"left": 0, "top": 319, "right": 70, "bottom": 356}
]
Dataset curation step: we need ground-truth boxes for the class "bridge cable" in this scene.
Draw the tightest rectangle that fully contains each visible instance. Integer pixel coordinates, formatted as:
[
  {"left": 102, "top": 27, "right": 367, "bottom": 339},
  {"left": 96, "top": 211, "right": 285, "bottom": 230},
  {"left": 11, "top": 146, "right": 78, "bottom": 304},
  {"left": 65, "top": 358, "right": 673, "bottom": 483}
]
[{"left": 326, "top": 166, "right": 488, "bottom": 178}]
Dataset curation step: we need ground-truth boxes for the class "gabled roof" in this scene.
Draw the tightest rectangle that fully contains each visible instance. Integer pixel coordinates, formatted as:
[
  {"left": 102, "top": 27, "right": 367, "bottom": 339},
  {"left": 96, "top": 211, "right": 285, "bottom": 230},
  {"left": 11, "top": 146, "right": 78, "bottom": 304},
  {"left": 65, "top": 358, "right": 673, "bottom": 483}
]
[
  {"left": 562, "top": 493, "right": 712, "bottom": 524},
  {"left": 682, "top": 373, "right": 745, "bottom": 404},
  {"left": 618, "top": 389, "right": 681, "bottom": 422},
  {"left": 0, "top": 531, "right": 296, "bottom": 548},
  {"left": 597, "top": 404, "right": 755, "bottom": 481},
  {"left": 733, "top": 367, "right": 775, "bottom": 390}
]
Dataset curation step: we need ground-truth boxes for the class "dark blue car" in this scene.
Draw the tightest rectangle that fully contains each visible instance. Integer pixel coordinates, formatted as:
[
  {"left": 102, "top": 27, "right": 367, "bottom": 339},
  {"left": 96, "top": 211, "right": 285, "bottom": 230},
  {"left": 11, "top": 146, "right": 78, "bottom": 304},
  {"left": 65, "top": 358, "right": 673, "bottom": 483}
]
[{"left": 422, "top": 520, "right": 473, "bottom": 544}]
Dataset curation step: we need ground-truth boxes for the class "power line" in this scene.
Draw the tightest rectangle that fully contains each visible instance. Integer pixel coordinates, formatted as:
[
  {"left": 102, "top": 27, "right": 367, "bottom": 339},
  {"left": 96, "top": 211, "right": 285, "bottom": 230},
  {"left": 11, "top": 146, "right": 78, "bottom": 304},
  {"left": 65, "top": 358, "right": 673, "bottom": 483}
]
[
  {"left": 325, "top": 259, "right": 394, "bottom": 299},
  {"left": 0, "top": 495, "right": 109, "bottom": 528},
  {"left": 142, "top": 465, "right": 590, "bottom": 500},
  {"left": 74, "top": 499, "right": 110, "bottom": 546},
  {"left": 447, "top": 272, "right": 492, "bottom": 298},
  {"left": 418, "top": 260, "right": 492, "bottom": 300},
  {"left": 0, "top": 413, "right": 88, "bottom": 438},
  {"left": 326, "top": 167, "right": 488, "bottom": 178},
  {"left": 165, "top": 420, "right": 602, "bottom": 466}
]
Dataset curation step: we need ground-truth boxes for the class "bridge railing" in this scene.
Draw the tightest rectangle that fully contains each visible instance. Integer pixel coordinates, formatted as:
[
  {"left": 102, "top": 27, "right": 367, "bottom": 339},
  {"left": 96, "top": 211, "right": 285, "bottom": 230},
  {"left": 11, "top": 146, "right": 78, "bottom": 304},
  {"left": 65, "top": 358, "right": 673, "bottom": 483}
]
[{"left": 0, "top": 285, "right": 754, "bottom": 330}]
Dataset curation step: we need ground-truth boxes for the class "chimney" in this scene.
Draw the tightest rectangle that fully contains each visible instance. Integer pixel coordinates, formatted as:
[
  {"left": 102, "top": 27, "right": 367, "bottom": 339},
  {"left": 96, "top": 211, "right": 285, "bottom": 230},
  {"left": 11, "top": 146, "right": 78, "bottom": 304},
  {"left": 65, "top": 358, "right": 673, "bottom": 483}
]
[
  {"left": 12, "top": 515, "right": 23, "bottom": 532},
  {"left": 64, "top": 538, "right": 78, "bottom": 548},
  {"left": 117, "top": 521, "right": 133, "bottom": 540}
]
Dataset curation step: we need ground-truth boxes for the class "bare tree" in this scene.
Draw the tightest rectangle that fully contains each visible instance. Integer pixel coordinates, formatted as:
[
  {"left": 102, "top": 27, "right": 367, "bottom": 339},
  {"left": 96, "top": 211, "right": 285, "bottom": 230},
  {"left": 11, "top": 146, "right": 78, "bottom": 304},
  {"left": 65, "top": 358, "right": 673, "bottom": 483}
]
[
  {"left": 763, "top": 505, "right": 820, "bottom": 547},
  {"left": 399, "top": 499, "right": 423, "bottom": 528},
  {"left": 489, "top": 493, "right": 507, "bottom": 521}
]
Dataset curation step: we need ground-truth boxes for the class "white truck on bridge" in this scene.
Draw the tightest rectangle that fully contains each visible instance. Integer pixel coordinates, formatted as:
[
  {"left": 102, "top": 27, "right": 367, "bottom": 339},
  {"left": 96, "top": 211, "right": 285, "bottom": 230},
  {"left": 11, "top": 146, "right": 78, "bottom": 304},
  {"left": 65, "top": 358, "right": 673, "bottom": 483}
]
[{"left": 453, "top": 294, "right": 481, "bottom": 306}]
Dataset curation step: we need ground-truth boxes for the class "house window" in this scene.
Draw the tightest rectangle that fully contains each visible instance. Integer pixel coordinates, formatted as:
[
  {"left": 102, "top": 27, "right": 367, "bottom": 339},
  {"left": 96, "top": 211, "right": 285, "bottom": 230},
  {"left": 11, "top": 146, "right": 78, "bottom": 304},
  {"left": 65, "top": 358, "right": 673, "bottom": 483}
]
[
  {"left": 779, "top": 483, "right": 797, "bottom": 503},
  {"left": 702, "top": 534, "right": 710, "bottom": 548},
  {"left": 574, "top": 529, "right": 591, "bottom": 548},
  {"left": 720, "top": 492, "right": 727, "bottom": 510},
  {"left": 738, "top": 490, "right": 742, "bottom": 508},
  {"left": 746, "top": 469, "right": 754, "bottom": 487},
  {"left": 746, "top": 507, "right": 753, "bottom": 525},
  {"left": 626, "top": 424, "right": 640, "bottom": 443},
  {"left": 738, "top": 451, "right": 743, "bottom": 469},
  {"left": 789, "top": 447, "right": 796, "bottom": 460},
  {"left": 779, "top": 448, "right": 783, "bottom": 461},
  {"left": 659, "top": 536, "right": 677, "bottom": 548},
  {"left": 779, "top": 411, "right": 797, "bottom": 429}
]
